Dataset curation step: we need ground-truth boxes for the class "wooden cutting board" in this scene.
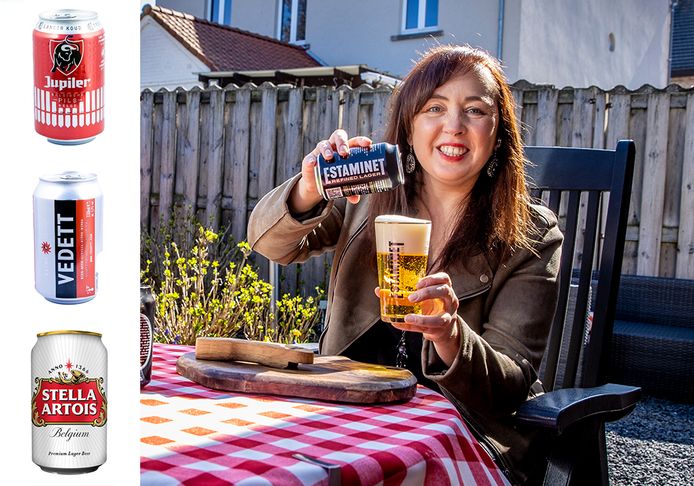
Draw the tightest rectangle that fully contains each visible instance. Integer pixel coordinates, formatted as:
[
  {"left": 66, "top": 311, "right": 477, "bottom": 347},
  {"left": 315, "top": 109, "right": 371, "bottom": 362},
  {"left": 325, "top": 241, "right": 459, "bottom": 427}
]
[{"left": 176, "top": 352, "right": 417, "bottom": 404}]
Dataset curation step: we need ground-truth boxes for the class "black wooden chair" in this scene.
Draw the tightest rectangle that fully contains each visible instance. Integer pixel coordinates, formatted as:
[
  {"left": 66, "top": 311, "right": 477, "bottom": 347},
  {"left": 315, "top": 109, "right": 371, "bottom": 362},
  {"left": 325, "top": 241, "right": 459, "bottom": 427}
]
[{"left": 517, "top": 140, "right": 641, "bottom": 485}]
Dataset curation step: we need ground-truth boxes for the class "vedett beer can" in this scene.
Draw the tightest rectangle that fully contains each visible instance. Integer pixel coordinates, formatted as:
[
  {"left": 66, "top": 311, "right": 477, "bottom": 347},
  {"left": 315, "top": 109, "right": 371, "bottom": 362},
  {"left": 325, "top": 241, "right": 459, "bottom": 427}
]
[
  {"left": 314, "top": 142, "right": 404, "bottom": 200},
  {"left": 33, "top": 10, "right": 105, "bottom": 144},
  {"left": 31, "top": 331, "right": 107, "bottom": 474},
  {"left": 140, "top": 285, "right": 155, "bottom": 388},
  {"left": 33, "top": 172, "right": 103, "bottom": 304}
]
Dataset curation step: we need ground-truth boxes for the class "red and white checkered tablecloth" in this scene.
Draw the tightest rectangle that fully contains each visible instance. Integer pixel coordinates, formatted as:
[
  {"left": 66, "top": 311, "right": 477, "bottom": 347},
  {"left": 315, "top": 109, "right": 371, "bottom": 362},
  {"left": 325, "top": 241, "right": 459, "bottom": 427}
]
[{"left": 141, "top": 343, "right": 510, "bottom": 486}]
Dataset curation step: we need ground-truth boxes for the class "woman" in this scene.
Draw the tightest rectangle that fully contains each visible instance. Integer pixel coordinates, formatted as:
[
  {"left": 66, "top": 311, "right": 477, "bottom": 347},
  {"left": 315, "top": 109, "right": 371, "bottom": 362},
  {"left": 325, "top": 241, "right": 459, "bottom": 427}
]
[{"left": 248, "top": 44, "right": 562, "bottom": 484}]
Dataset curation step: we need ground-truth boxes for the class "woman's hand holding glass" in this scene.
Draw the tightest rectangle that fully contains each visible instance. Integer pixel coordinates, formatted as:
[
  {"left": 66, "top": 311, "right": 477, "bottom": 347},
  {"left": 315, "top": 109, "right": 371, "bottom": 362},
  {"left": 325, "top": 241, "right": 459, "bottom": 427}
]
[{"left": 376, "top": 272, "right": 460, "bottom": 367}]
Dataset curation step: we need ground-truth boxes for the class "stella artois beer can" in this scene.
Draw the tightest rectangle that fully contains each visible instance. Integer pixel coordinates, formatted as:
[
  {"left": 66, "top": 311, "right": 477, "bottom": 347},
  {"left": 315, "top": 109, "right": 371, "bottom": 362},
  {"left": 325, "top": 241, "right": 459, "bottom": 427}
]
[
  {"left": 314, "top": 142, "right": 404, "bottom": 200},
  {"left": 31, "top": 331, "right": 107, "bottom": 473},
  {"left": 33, "top": 172, "right": 103, "bottom": 304},
  {"left": 140, "top": 285, "right": 155, "bottom": 388},
  {"left": 33, "top": 10, "right": 105, "bottom": 144}
]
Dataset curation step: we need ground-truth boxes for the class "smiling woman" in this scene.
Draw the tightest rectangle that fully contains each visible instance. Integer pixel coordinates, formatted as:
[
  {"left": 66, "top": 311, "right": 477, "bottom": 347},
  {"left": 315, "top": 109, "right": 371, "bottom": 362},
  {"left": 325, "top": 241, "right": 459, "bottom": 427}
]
[{"left": 248, "top": 44, "right": 563, "bottom": 485}]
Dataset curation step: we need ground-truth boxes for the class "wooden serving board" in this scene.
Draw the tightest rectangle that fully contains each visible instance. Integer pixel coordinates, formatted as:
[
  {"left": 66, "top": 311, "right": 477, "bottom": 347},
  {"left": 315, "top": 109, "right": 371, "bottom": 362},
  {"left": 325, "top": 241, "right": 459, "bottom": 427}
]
[{"left": 176, "top": 352, "right": 417, "bottom": 404}]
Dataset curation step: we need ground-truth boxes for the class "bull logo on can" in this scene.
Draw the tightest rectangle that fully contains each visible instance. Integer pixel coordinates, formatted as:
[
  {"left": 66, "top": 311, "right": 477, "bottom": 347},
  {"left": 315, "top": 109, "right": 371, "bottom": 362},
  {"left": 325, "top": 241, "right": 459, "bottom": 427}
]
[{"left": 50, "top": 35, "right": 83, "bottom": 76}]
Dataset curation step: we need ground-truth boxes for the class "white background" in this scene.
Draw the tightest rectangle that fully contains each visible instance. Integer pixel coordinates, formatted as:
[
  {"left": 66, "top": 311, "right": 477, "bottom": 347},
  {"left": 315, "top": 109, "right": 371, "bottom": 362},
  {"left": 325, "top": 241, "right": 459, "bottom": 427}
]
[{"left": 0, "top": 0, "right": 141, "bottom": 484}]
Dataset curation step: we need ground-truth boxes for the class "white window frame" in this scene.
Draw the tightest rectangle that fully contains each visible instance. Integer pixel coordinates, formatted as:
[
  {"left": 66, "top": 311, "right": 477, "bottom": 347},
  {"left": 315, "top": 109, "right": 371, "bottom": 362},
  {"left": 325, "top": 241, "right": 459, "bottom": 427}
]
[
  {"left": 276, "top": 0, "right": 307, "bottom": 45},
  {"left": 401, "top": 0, "right": 439, "bottom": 34}
]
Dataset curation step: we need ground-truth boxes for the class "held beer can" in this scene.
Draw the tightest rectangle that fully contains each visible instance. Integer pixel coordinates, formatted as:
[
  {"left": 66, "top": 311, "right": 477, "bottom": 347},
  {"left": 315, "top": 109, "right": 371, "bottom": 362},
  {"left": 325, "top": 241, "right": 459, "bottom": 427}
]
[
  {"left": 33, "top": 10, "right": 105, "bottom": 144},
  {"left": 313, "top": 142, "right": 404, "bottom": 200},
  {"left": 33, "top": 172, "right": 103, "bottom": 304},
  {"left": 140, "top": 285, "right": 155, "bottom": 388},
  {"left": 31, "top": 331, "right": 107, "bottom": 474}
]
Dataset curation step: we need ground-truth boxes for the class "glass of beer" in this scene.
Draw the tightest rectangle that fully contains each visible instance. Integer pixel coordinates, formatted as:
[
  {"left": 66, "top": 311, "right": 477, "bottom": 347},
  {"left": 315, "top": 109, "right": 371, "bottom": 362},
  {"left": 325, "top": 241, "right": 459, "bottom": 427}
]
[{"left": 375, "top": 215, "right": 431, "bottom": 322}]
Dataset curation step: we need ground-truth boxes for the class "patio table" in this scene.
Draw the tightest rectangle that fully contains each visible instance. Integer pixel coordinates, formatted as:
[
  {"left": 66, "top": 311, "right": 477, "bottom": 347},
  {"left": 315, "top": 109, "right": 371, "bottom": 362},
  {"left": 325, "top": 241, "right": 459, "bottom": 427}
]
[{"left": 141, "top": 343, "right": 510, "bottom": 485}]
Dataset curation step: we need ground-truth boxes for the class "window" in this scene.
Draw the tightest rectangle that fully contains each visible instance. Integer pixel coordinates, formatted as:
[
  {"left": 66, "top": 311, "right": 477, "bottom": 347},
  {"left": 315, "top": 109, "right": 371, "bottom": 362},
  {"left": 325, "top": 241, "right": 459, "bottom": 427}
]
[
  {"left": 403, "top": 0, "right": 438, "bottom": 32},
  {"left": 210, "top": 0, "right": 232, "bottom": 25},
  {"left": 278, "top": 0, "right": 307, "bottom": 44}
]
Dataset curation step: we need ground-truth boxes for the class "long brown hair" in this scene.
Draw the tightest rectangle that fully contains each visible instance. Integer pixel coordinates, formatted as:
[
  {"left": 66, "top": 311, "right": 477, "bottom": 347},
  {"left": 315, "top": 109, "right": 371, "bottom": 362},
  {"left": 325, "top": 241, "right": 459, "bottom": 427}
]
[{"left": 367, "top": 44, "right": 536, "bottom": 270}]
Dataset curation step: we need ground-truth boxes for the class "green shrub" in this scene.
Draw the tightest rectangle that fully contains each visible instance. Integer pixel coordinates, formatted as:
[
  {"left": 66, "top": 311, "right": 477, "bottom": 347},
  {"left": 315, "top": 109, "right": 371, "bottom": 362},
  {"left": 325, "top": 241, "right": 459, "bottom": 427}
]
[{"left": 142, "top": 225, "right": 323, "bottom": 345}]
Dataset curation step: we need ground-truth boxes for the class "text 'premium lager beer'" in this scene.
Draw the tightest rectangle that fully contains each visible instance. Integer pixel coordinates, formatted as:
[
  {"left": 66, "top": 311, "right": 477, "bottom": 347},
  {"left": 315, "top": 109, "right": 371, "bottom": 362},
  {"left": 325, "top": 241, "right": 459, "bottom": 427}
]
[
  {"left": 32, "top": 331, "right": 107, "bottom": 474},
  {"left": 33, "top": 10, "right": 105, "bottom": 144},
  {"left": 314, "top": 142, "right": 404, "bottom": 200},
  {"left": 33, "top": 172, "right": 103, "bottom": 304},
  {"left": 375, "top": 215, "right": 431, "bottom": 322}
]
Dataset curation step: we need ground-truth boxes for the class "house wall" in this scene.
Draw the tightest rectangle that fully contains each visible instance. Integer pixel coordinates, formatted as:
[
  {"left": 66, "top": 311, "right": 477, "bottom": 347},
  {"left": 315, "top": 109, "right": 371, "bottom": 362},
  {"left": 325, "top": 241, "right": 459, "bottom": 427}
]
[
  {"left": 517, "top": 0, "right": 671, "bottom": 89},
  {"left": 155, "top": 0, "right": 208, "bottom": 18},
  {"left": 231, "top": 0, "right": 277, "bottom": 37},
  {"left": 140, "top": 17, "right": 208, "bottom": 90}
]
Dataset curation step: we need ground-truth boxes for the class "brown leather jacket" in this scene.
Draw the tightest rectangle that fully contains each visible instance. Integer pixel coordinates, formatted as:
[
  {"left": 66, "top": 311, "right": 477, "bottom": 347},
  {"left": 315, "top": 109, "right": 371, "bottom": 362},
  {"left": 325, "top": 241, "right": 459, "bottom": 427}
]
[{"left": 248, "top": 175, "right": 563, "bottom": 484}]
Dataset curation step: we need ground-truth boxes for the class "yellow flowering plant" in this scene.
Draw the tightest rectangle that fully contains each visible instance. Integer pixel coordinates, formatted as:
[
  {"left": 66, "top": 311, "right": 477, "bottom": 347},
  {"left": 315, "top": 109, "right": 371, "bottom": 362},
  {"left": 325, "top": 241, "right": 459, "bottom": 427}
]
[{"left": 142, "top": 225, "right": 323, "bottom": 345}]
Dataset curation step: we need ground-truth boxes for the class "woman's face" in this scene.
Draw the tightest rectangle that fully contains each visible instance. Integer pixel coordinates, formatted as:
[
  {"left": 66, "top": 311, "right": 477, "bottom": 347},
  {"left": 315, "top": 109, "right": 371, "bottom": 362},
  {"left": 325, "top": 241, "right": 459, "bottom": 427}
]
[{"left": 410, "top": 67, "right": 499, "bottom": 194}]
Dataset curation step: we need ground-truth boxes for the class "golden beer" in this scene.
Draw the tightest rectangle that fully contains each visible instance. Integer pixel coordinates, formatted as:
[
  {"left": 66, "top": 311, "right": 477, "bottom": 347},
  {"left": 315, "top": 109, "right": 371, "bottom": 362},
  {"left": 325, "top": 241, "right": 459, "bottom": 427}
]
[{"left": 375, "top": 215, "right": 431, "bottom": 322}]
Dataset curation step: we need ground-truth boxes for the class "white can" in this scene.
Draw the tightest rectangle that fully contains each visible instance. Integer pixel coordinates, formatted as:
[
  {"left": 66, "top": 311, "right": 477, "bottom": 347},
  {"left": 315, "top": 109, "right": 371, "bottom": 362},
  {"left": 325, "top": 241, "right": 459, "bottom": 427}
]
[
  {"left": 33, "top": 172, "right": 103, "bottom": 304},
  {"left": 31, "top": 330, "right": 107, "bottom": 473}
]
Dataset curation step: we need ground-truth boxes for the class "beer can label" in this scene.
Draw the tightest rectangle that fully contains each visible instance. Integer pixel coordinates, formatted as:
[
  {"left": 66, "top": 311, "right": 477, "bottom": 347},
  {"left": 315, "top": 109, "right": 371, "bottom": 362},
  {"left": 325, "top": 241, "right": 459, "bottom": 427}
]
[
  {"left": 33, "top": 26, "right": 105, "bottom": 142},
  {"left": 34, "top": 198, "right": 96, "bottom": 301},
  {"left": 32, "top": 332, "right": 107, "bottom": 471},
  {"left": 314, "top": 142, "right": 404, "bottom": 200}
]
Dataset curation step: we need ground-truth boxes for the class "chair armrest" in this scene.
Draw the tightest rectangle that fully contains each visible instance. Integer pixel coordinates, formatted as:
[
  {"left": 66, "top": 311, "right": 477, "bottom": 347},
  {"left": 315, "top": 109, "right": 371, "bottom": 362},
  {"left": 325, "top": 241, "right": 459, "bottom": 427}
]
[{"left": 515, "top": 384, "right": 641, "bottom": 434}]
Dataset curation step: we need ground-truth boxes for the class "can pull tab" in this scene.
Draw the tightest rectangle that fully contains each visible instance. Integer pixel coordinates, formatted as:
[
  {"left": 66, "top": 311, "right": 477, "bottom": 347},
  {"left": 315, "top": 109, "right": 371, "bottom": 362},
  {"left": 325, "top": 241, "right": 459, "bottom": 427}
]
[
  {"left": 54, "top": 12, "right": 78, "bottom": 20},
  {"left": 60, "top": 171, "right": 84, "bottom": 181}
]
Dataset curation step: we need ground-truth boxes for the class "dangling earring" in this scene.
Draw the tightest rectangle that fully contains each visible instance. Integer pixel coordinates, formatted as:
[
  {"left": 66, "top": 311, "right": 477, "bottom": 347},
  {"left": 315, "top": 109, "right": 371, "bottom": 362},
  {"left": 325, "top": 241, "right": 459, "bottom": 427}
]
[
  {"left": 486, "top": 153, "right": 498, "bottom": 177},
  {"left": 405, "top": 145, "right": 416, "bottom": 173},
  {"left": 487, "top": 139, "right": 502, "bottom": 177}
]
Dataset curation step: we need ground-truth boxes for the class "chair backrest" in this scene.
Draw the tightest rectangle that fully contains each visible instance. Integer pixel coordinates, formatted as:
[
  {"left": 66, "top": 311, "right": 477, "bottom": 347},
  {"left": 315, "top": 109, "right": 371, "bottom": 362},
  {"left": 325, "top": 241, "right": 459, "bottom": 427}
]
[{"left": 525, "top": 140, "right": 635, "bottom": 392}]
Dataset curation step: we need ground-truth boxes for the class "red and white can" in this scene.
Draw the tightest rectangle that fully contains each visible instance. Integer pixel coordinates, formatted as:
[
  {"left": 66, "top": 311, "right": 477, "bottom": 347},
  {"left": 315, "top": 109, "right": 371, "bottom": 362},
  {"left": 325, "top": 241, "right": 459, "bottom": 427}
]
[
  {"left": 33, "top": 172, "right": 103, "bottom": 304},
  {"left": 31, "top": 330, "right": 107, "bottom": 474},
  {"left": 33, "top": 10, "right": 105, "bottom": 145}
]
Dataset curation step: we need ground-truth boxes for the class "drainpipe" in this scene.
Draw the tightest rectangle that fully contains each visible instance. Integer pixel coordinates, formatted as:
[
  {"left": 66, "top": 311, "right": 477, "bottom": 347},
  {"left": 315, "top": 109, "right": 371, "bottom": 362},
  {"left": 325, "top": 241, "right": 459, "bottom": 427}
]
[
  {"left": 497, "top": 0, "right": 505, "bottom": 60},
  {"left": 668, "top": 0, "right": 679, "bottom": 85}
]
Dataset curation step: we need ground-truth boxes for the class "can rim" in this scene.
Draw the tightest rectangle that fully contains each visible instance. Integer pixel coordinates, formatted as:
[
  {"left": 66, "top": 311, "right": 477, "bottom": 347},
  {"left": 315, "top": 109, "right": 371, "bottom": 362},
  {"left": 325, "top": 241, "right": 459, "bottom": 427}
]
[
  {"left": 39, "top": 9, "right": 98, "bottom": 22},
  {"left": 37, "top": 330, "right": 102, "bottom": 338},
  {"left": 39, "top": 171, "right": 98, "bottom": 184}
]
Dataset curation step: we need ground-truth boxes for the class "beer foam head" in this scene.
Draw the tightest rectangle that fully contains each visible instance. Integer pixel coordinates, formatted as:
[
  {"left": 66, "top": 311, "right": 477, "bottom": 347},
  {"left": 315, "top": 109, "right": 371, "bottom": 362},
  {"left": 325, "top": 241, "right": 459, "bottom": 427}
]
[{"left": 375, "top": 215, "right": 431, "bottom": 253}]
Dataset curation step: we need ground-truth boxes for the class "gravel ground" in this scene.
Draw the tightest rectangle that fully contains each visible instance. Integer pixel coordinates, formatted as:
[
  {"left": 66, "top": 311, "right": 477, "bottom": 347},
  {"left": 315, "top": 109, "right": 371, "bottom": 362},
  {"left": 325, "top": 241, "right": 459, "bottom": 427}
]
[{"left": 606, "top": 395, "right": 694, "bottom": 485}]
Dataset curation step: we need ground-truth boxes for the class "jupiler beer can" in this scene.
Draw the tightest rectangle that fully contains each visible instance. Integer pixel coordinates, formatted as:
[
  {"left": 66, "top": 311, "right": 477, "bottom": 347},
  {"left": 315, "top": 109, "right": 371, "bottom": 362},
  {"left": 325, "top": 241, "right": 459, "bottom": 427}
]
[
  {"left": 33, "top": 10, "right": 105, "bottom": 144},
  {"left": 140, "top": 285, "right": 155, "bottom": 388},
  {"left": 33, "top": 172, "right": 103, "bottom": 304},
  {"left": 313, "top": 142, "right": 404, "bottom": 200},
  {"left": 31, "top": 331, "right": 107, "bottom": 474}
]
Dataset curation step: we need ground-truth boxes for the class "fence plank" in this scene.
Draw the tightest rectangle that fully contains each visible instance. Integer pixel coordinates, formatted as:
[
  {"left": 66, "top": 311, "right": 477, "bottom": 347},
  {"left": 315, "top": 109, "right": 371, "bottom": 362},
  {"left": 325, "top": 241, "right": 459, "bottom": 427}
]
[
  {"left": 371, "top": 87, "right": 390, "bottom": 141},
  {"left": 140, "top": 90, "right": 154, "bottom": 230},
  {"left": 571, "top": 88, "right": 596, "bottom": 270},
  {"left": 661, "top": 94, "right": 687, "bottom": 277},
  {"left": 178, "top": 88, "right": 201, "bottom": 222},
  {"left": 205, "top": 87, "right": 225, "bottom": 230},
  {"left": 535, "top": 88, "right": 558, "bottom": 146},
  {"left": 230, "top": 86, "right": 251, "bottom": 244},
  {"left": 259, "top": 83, "right": 278, "bottom": 200},
  {"left": 637, "top": 92, "right": 670, "bottom": 276},
  {"left": 158, "top": 90, "right": 177, "bottom": 227},
  {"left": 677, "top": 93, "right": 694, "bottom": 277}
]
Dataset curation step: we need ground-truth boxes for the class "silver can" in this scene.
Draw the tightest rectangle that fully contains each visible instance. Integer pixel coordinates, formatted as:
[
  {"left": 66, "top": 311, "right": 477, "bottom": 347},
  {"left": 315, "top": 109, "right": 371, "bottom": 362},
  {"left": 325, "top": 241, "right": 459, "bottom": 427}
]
[
  {"left": 33, "top": 172, "right": 103, "bottom": 304},
  {"left": 31, "top": 331, "right": 107, "bottom": 474}
]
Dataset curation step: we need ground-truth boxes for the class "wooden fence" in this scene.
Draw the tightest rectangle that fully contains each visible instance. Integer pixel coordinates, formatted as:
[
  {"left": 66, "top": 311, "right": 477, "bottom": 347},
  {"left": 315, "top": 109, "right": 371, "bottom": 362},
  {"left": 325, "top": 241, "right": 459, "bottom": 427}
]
[{"left": 141, "top": 82, "right": 694, "bottom": 295}]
